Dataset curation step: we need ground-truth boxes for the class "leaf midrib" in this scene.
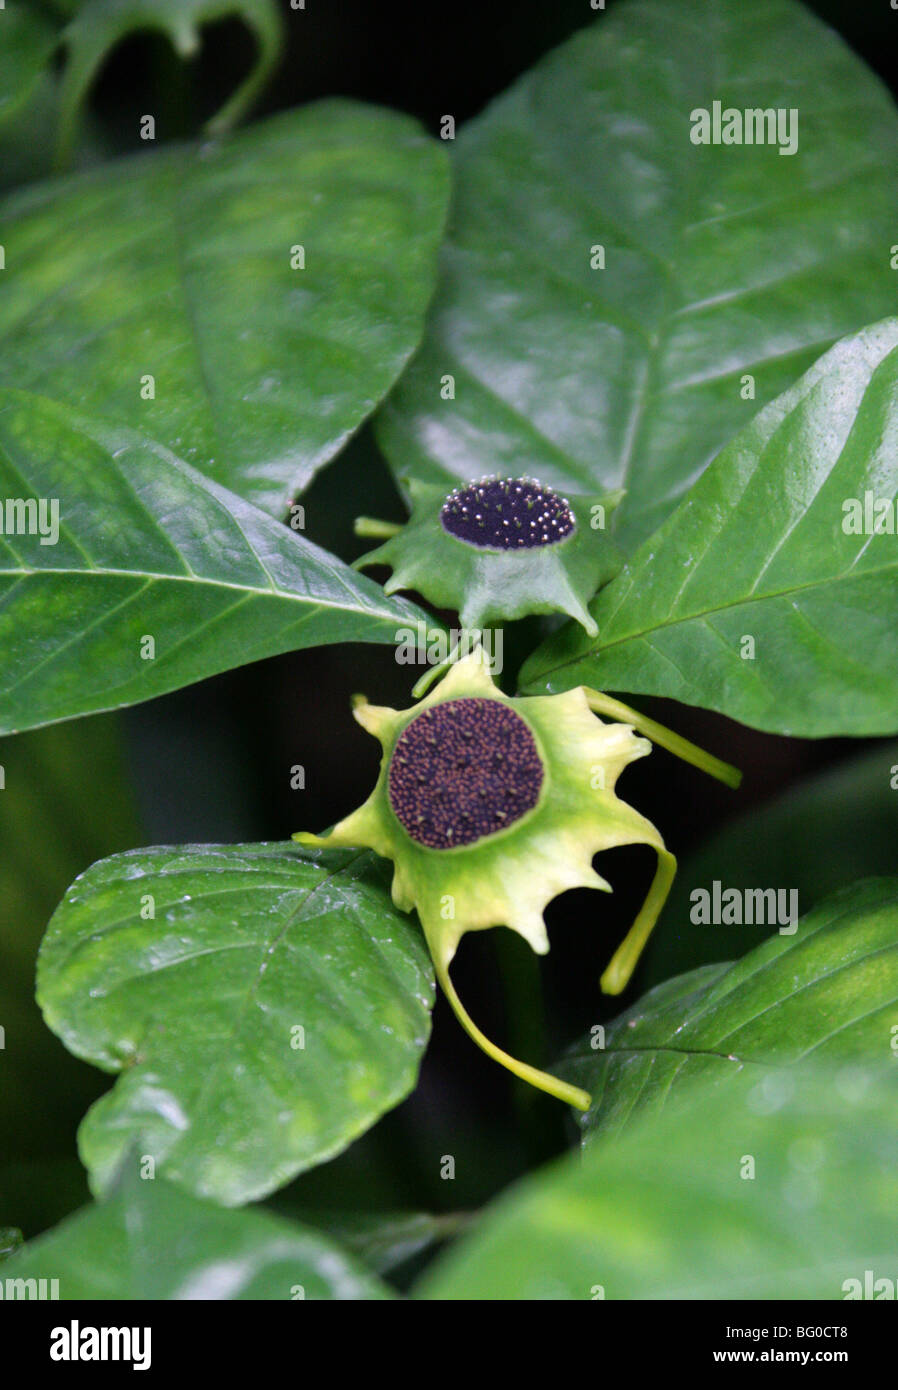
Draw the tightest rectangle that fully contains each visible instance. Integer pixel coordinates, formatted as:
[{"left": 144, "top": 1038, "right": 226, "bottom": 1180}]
[
  {"left": 531, "top": 557, "right": 898, "bottom": 682},
  {"left": 589, "top": 891, "right": 898, "bottom": 1125},
  {"left": 0, "top": 562, "right": 407, "bottom": 618}
]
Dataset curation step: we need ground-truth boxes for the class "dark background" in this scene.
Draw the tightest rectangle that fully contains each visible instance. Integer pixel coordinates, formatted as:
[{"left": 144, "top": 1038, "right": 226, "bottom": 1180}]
[{"left": 13, "top": 0, "right": 898, "bottom": 1239}]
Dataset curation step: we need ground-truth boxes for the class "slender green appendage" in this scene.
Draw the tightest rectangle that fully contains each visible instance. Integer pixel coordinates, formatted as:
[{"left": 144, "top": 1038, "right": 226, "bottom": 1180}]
[
  {"left": 56, "top": 14, "right": 283, "bottom": 168},
  {"left": 204, "top": 18, "right": 285, "bottom": 137},
  {"left": 583, "top": 690, "right": 742, "bottom": 788},
  {"left": 434, "top": 956, "right": 591, "bottom": 1111},
  {"left": 56, "top": 62, "right": 98, "bottom": 171},
  {"left": 411, "top": 642, "right": 464, "bottom": 698},
  {"left": 353, "top": 517, "right": 403, "bottom": 540},
  {"left": 600, "top": 846, "right": 678, "bottom": 995}
]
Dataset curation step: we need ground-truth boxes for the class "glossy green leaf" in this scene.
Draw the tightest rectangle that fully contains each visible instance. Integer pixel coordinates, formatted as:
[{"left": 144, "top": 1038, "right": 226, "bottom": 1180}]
[
  {"left": 0, "top": 390, "right": 434, "bottom": 736},
  {"left": 4, "top": 1167, "right": 391, "bottom": 1299},
  {"left": 563, "top": 879, "right": 898, "bottom": 1140},
  {"left": 37, "top": 843, "right": 435, "bottom": 1206},
  {"left": 57, "top": 0, "right": 284, "bottom": 164},
  {"left": 643, "top": 740, "right": 898, "bottom": 986},
  {"left": 0, "top": 6, "right": 57, "bottom": 129},
  {"left": 418, "top": 1062, "right": 898, "bottom": 1299},
  {"left": 0, "top": 102, "right": 449, "bottom": 515},
  {"left": 376, "top": 0, "right": 898, "bottom": 553},
  {"left": 522, "top": 320, "right": 898, "bottom": 736}
]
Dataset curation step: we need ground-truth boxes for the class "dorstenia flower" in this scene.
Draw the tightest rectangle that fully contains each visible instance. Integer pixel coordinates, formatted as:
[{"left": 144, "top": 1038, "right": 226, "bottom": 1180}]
[
  {"left": 353, "top": 475, "right": 624, "bottom": 634},
  {"left": 294, "top": 649, "right": 739, "bottom": 1110}
]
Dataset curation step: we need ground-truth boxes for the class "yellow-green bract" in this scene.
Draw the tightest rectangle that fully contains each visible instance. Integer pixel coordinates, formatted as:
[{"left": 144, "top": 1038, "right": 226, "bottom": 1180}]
[{"left": 293, "top": 648, "right": 735, "bottom": 1109}]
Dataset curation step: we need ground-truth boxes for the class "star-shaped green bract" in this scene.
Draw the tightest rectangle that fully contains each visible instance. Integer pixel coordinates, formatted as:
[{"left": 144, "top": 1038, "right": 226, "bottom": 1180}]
[{"left": 355, "top": 477, "right": 624, "bottom": 634}]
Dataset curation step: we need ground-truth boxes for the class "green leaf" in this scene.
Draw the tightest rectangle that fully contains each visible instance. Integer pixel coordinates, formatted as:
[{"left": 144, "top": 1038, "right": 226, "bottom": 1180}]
[
  {"left": 642, "top": 740, "right": 898, "bottom": 986},
  {"left": 563, "top": 878, "right": 898, "bottom": 1141},
  {"left": 0, "top": 102, "right": 449, "bottom": 515},
  {"left": 37, "top": 844, "right": 435, "bottom": 1206},
  {"left": 0, "top": 5, "right": 57, "bottom": 130},
  {"left": 57, "top": 0, "right": 284, "bottom": 164},
  {"left": 0, "top": 390, "right": 434, "bottom": 736},
  {"left": 521, "top": 319, "right": 898, "bottom": 736},
  {"left": 376, "top": 0, "right": 898, "bottom": 553},
  {"left": 4, "top": 1168, "right": 392, "bottom": 1298},
  {"left": 418, "top": 1061, "right": 898, "bottom": 1299}
]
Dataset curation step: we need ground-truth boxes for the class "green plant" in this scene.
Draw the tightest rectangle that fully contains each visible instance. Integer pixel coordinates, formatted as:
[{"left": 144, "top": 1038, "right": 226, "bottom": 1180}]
[{"left": 2, "top": 0, "right": 898, "bottom": 1301}]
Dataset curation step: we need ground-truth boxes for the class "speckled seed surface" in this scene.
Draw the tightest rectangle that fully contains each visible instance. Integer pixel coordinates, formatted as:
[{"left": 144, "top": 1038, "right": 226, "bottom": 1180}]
[
  {"left": 440, "top": 478, "right": 575, "bottom": 549},
  {"left": 388, "top": 698, "right": 544, "bottom": 848}
]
